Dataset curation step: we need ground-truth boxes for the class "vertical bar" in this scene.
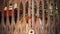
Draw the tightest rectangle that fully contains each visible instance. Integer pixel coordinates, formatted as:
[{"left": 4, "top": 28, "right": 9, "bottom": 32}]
[
  {"left": 1, "top": 0, "right": 5, "bottom": 34},
  {"left": 36, "top": 1, "right": 40, "bottom": 34},
  {"left": 17, "top": 0, "right": 20, "bottom": 24},
  {"left": 32, "top": 0, "right": 34, "bottom": 29},
  {"left": 22, "top": 1, "right": 26, "bottom": 34},
  {"left": 11, "top": 0, "right": 14, "bottom": 23},
  {"left": 41, "top": 0, "right": 45, "bottom": 34},
  {"left": 6, "top": 0, "right": 10, "bottom": 25},
  {"left": 46, "top": 0, "right": 50, "bottom": 34},
  {"left": 37, "top": 1, "right": 39, "bottom": 18},
  {"left": 23, "top": 2, "right": 26, "bottom": 25},
  {"left": 52, "top": 0, "right": 56, "bottom": 34},
  {"left": 11, "top": 0, "right": 15, "bottom": 34},
  {"left": 1, "top": 0, "right": 5, "bottom": 25},
  {"left": 28, "top": 0, "right": 31, "bottom": 30}
]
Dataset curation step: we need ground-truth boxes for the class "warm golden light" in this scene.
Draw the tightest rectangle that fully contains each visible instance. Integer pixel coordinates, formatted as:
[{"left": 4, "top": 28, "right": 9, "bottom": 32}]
[{"left": 4, "top": 7, "right": 7, "bottom": 10}]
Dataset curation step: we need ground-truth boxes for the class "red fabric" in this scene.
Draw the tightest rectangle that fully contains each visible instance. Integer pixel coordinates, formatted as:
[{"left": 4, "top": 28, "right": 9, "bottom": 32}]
[
  {"left": 0, "top": 11, "right": 1, "bottom": 14},
  {"left": 9, "top": 10, "right": 12, "bottom": 16},
  {"left": 25, "top": 16, "right": 29, "bottom": 21},
  {"left": 34, "top": 17, "right": 37, "bottom": 24},
  {"left": 4, "top": 10, "right": 7, "bottom": 17}
]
